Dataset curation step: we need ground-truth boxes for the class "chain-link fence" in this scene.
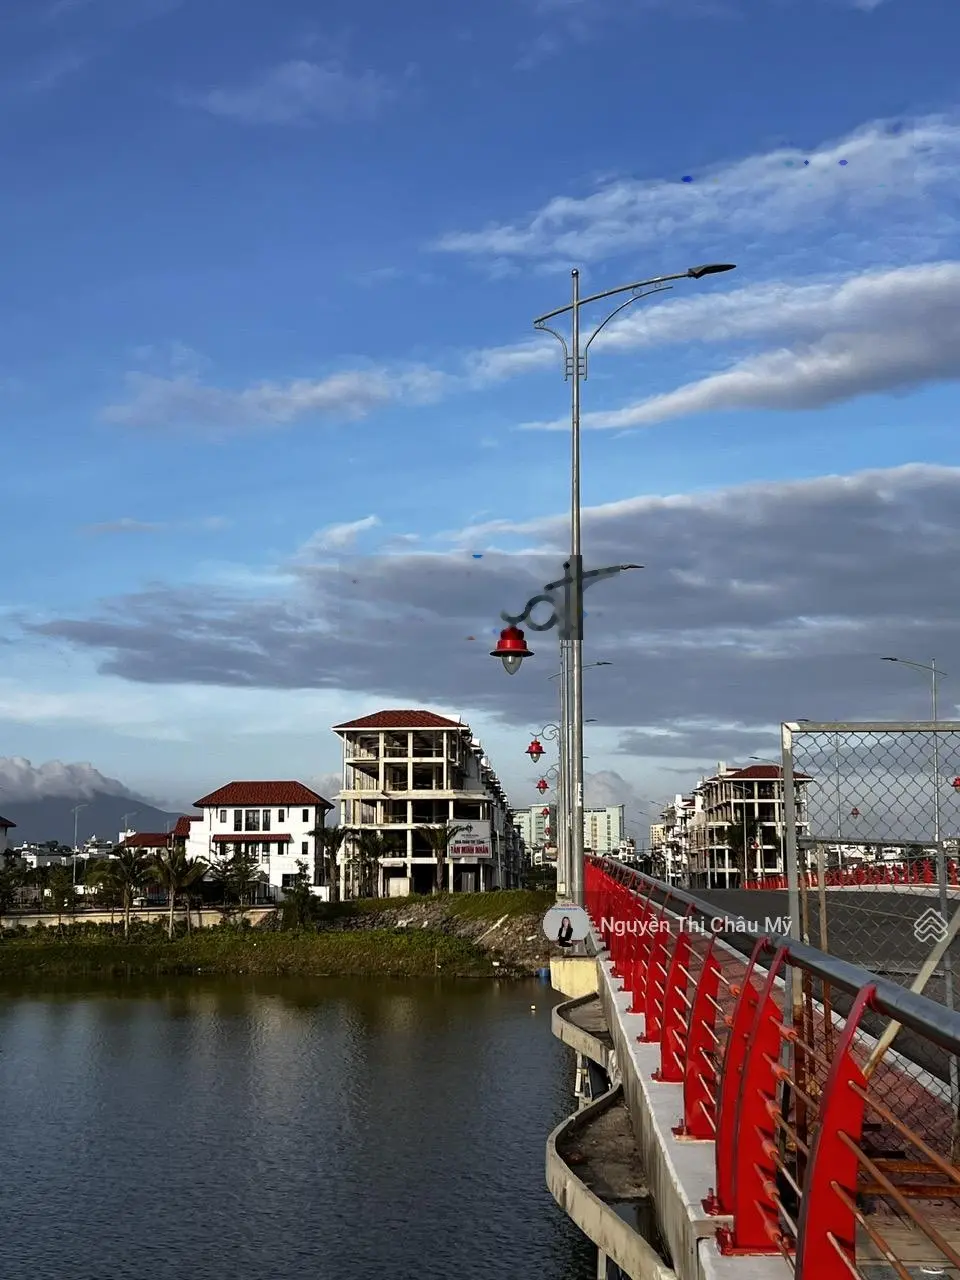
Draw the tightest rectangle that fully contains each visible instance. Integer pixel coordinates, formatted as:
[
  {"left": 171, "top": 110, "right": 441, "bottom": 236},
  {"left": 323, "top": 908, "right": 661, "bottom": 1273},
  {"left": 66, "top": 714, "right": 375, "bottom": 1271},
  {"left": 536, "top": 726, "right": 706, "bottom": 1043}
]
[{"left": 780, "top": 722, "right": 960, "bottom": 1152}]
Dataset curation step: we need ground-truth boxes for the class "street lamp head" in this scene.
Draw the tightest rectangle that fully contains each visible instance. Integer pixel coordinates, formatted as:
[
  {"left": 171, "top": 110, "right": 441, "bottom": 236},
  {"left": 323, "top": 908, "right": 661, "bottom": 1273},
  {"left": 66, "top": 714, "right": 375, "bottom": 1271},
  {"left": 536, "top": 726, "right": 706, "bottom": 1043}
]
[
  {"left": 881, "top": 657, "right": 898, "bottom": 663},
  {"left": 536, "top": 778, "right": 549, "bottom": 794},
  {"left": 526, "top": 738, "right": 544, "bottom": 764},
  {"left": 687, "top": 263, "right": 737, "bottom": 279},
  {"left": 490, "top": 625, "right": 533, "bottom": 675}
]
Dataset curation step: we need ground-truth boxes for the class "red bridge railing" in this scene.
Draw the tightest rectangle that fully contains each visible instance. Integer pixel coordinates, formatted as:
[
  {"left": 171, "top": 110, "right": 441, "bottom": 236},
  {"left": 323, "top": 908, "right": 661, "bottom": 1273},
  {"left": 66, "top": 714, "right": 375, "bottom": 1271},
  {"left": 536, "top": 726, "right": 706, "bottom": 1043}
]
[
  {"left": 585, "top": 856, "right": 960, "bottom": 1280},
  {"left": 744, "top": 860, "right": 960, "bottom": 889}
]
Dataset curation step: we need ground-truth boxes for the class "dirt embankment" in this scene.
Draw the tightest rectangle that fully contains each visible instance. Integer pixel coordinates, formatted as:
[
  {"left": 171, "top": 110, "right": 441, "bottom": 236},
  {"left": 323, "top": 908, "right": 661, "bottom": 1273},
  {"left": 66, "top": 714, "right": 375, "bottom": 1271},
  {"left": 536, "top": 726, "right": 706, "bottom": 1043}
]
[{"left": 260, "top": 899, "right": 557, "bottom": 974}]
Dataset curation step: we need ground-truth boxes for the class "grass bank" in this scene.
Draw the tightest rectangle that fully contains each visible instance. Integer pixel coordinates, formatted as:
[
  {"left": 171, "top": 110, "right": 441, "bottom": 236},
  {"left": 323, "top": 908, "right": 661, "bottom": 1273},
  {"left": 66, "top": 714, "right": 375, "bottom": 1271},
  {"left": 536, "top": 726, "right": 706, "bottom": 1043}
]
[{"left": 0, "top": 926, "right": 500, "bottom": 979}]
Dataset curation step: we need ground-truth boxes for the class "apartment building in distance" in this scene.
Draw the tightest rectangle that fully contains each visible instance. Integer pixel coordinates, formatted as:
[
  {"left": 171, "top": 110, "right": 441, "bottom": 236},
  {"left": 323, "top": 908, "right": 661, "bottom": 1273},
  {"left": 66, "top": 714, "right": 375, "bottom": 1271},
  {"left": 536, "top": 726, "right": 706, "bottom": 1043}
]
[
  {"left": 650, "top": 794, "right": 700, "bottom": 885},
  {"left": 687, "top": 762, "right": 809, "bottom": 889},
  {"left": 333, "top": 710, "right": 524, "bottom": 897},
  {"left": 514, "top": 804, "right": 557, "bottom": 866},
  {"left": 583, "top": 805, "right": 625, "bottom": 856}
]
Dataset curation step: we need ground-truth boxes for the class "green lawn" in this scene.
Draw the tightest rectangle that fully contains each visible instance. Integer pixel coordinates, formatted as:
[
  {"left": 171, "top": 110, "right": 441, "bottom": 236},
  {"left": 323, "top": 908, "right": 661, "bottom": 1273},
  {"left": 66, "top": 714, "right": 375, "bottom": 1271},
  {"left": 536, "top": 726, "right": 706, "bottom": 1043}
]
[{"left": 0, "top": 926, "right": 500, "bottom": 979}]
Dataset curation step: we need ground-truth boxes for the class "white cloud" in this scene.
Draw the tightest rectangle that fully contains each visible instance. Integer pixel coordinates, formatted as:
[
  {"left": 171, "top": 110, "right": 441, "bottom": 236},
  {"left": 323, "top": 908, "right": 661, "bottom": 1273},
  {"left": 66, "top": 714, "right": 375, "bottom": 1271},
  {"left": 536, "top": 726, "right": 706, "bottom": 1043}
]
[
  {"left": 82, "top": 515, "right": 230, "bottom": 533},
  {"left": 101, "top": 366, "right": 442, "bottom": 432},
  {"left": 193, "top": 60, "right": 395, "bottom": 125},
  {"left": 0, "top": 756, "right": 141, "bottom": 802},
  {"left": 519, "top": 261, "right": 960, "bottom": 429},
  {"left": 431, "top": 114, "right": 958, "bottom": 262},
  {"left": 300, "top": 516, "right": 381, "bottom": 555}
]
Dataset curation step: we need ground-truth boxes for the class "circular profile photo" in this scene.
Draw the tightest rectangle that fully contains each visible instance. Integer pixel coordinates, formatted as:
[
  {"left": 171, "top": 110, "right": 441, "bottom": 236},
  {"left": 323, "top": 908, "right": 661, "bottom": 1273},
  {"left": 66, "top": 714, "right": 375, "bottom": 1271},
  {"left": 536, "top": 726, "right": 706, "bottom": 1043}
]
[{"left": 542, "top": 905, "right": 591, "bottom": 948}]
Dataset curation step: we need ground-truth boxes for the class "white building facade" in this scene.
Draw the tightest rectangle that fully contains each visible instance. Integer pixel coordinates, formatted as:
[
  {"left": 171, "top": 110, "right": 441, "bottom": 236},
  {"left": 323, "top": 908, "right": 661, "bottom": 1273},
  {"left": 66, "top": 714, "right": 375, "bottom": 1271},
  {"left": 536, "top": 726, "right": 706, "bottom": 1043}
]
[
  {"left": 186, "top": 781, "right": 334, "bottom": 901},
  {"left": 583, "top": 805, "right": 625, "bottom": 856},
  {"left": 333, "top": 710, "right": 522, "bottom": 896},
  {"left": 513, "top": 804, "right": 557, "bottom": 866}
]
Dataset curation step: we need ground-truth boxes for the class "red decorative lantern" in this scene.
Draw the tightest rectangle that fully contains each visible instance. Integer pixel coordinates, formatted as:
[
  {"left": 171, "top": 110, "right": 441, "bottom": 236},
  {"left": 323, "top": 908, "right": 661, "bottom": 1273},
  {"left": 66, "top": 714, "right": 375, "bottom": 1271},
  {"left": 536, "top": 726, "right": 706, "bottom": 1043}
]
[
  {"left": 541, "top": 807, "right": 550, "bottom": 817},
  {"left": 952, "top": 777, "right": 960, "bottom": 791},
  {"left": 850, "top": 807, "right": 860, "bottom": 818},
  {"left": 526, "top": 738, "right": 544, "bottom": 764},
  {"left": 490, "top": 626, "right": 533, "bottom": 675},
  {"left": 536, "top": 778, "right": 549, "bottom": 794}
]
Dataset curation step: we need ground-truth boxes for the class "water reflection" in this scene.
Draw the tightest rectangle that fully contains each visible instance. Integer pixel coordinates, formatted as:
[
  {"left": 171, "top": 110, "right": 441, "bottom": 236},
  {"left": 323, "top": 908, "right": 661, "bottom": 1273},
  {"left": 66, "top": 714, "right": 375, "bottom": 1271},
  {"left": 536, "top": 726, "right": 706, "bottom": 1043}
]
[{"left": 0, "top": 975, "right": 595, "bottom": 1280}]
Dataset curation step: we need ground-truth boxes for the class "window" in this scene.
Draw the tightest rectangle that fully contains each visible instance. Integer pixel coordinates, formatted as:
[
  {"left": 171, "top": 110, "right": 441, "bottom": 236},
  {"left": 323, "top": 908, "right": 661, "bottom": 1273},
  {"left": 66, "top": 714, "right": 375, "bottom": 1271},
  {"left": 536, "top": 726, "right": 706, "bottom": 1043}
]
[
  {"left": 244, "top": 809, "right": 260, "bottom": 832},
  {"left": 233, "top": 810, "right": 242, "bottom": 832},
  {"left": 301, "top": 808, "right": 309, "bottom": 822},
  {"left": 278, "top": 809, "right": 285, "bottom": 821},
  {"left": 301, "top": 841, "right": 308, "bottom": 855},
  {"left": 262, "top": 809, "right": 271, "bottom": 832},
  {"left": 247, "top": 842, "right": 259, "bottom": 856},
  {"left": 281, "top": 873, "right": 297, "bottom": 888},
  {"left": 261, "top": 842, "right": 271, "bottom": 856},
  {"left": 218, "top": 809, "right": 227, "bottom": 822},
  {"left": 233, "top": 843, "right": 243, "bottom": 856}
]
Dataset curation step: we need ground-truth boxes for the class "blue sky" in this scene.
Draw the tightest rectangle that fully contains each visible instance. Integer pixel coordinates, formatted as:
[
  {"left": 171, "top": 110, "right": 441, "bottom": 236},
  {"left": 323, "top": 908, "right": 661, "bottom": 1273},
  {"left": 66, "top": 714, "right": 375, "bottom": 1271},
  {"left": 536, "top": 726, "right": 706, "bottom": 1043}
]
[{"left": 2, "top": 0, "right": 960, "bottom": 829}]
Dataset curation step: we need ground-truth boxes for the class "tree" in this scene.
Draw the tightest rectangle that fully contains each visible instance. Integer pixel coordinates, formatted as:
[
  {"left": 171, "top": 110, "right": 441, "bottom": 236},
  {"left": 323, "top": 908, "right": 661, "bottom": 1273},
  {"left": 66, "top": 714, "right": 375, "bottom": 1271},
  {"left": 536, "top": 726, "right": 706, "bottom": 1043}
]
[
  {"left": 209, "top": 848, "right": 266, "bottom": 924},
  {"left": 87, "top": 849, "right": 150, "bottom": 938},
  {"left": 150, "top": 847, "right": 208, "bottom": 939},
  {"left": 414, "top": 822, "right": 468, "bottom": 894},
  {"left": 47, "top": 864, "right": 76, "bottom": 931},
  {"left": 0, "top": 855, "right": 24, "bottom": 915},
  {"left": 351, "top": 830, "right": 404, "bottom": 899},
  {"left": 280, "top": 859, "right": 319, "bottom": 930},
  {"left": 311, "top": 822, "right": 346, "bottom": 902},
  {"left": 726, "top": 817, "right": 761, "bottom": 887}
]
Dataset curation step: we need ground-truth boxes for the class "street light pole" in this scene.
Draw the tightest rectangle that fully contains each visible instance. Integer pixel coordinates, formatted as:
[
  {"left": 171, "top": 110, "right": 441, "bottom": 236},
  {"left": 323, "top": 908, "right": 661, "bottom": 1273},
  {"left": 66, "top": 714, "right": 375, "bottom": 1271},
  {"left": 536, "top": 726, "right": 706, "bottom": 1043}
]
[
  {"left": 71, "top": 803, "right": 88, "bottom": 885},
  {"left": 522, "top": 260, "right": 736, "bottom": 905}
]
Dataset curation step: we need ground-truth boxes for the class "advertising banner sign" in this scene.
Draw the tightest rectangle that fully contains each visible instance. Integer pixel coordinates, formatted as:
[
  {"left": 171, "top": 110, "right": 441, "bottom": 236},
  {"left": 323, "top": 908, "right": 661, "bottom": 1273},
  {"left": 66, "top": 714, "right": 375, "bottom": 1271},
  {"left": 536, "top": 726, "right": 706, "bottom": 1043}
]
[{"left": 448, "top": 820, "right": 492, "bottom": 859}]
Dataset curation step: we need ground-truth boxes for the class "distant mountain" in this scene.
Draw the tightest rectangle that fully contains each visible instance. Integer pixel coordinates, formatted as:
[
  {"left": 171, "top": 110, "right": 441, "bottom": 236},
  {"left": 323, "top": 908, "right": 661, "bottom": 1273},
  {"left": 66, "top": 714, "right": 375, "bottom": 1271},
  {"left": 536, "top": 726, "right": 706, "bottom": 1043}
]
[{"left": 0, "top": 791, "right": 184, "bottom": 847}]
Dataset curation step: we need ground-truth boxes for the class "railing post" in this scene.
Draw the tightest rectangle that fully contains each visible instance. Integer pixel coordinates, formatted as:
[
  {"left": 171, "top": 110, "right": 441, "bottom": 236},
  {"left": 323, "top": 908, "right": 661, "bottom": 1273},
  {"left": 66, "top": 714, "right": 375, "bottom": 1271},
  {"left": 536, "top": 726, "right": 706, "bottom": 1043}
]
[
  {"left": 628, "top": 886, "right": 655, "bottom": 1014},
  {"left": 679, "top": 934, "right": 722, "bottom": 1139},
  {"left": 655, "top": 910, "right": 694, "bottom": 1083},
  {"left": 794, "top": 985, "right": 873, "bottom": 1280},
  {"left": 705, "top": 939, "right": 768, "bottom": 1215},
  {"left": 641, "top": 895, "right": 673, "bottom": 1044},
  {"left": 717, "top": 946, "right": 790, "bottom": 1254}
]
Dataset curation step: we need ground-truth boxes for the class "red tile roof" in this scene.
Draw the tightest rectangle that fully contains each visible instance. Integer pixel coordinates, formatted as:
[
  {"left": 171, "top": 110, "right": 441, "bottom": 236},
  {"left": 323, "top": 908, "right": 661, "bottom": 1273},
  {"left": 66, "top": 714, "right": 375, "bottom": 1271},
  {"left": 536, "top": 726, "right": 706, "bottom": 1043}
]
[
  {"left": 193, "top": 781, "right": 334, "bottom": 808},
  {"left": 172, "top": 815, "right": 201, "bottom": 838},
  {"left": 333, "top": 710, "right": 463, "bottom": 731},
  {"left": 123, "top": 832, "right": 171, "bottom": 848},
  {"left": 212, "top": 832, "right": 292, "bottom": 843},
  {"left": 0, "top": 815, "right": 16, "bottom": 829},
  {"left": 715, "top": 764, "right": 812, "bottom": 782}
]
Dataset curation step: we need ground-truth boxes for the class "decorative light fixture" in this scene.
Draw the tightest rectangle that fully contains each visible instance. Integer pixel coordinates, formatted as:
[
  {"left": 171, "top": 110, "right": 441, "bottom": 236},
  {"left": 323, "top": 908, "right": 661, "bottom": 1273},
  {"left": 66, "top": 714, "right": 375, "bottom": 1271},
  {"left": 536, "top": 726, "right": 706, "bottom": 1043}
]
[
  {"left": 526, "top": 738, "right": 544, "bottom": 763},
  {"left": 490, "top": 625, "right": 533, "bottom": 675},
  {"left": 536, "top": 779, "right": 549, "bottom": 794},
  {"left": 850, "top": 807, "right": 860, "bottom": 818}
]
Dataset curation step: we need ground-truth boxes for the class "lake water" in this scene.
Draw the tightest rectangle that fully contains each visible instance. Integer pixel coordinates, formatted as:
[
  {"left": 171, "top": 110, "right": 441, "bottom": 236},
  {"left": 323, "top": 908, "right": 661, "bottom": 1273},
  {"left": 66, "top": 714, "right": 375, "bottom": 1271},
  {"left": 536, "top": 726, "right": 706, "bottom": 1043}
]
[{"left": 0, "top": 975, "right": 595, "bottom": 1280}]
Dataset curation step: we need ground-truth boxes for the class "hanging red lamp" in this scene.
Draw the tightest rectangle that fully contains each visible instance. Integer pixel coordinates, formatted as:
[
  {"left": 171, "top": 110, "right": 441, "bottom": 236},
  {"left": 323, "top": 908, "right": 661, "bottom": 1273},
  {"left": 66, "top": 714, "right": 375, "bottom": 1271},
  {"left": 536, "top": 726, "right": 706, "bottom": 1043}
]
[
  {"left": 536, "top": 778, "right": 549, "bottom": 794},
  {"left": 526, "top": 738, "right": 544, "bottom": 763},
  {"left": 490, "top": 626, "right": 533, "bottom": 675}
]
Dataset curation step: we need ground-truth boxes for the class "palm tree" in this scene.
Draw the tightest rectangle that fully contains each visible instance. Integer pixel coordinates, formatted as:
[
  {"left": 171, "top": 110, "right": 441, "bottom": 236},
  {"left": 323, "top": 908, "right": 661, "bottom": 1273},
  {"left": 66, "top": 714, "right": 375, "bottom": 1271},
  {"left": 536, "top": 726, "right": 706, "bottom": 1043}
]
[
  {"left": 47, "top": 864, "right": 76, "bottom": 932},
  {"left": 415, "top": 822, "right": 467, "bottom": 894},
  {"left": 311, "top": 822, "right": 347, "bottom": 902},
  {"left": 150, "top": 846, "right": 208, "bottom": 939},
  {"left": 351, "top": 830, "right": 404, "bottom": 899},
  {"left": 87, "top": 849, "right": 150, "bottom": 938}
]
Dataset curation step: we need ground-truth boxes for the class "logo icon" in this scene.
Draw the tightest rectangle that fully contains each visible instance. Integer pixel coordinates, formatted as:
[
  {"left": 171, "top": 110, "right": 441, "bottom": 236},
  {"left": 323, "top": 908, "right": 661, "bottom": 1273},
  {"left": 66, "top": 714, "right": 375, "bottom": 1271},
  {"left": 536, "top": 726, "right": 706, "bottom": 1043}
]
[{"left": 914, "top": 908, "right": 949, "bottom": 944}]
